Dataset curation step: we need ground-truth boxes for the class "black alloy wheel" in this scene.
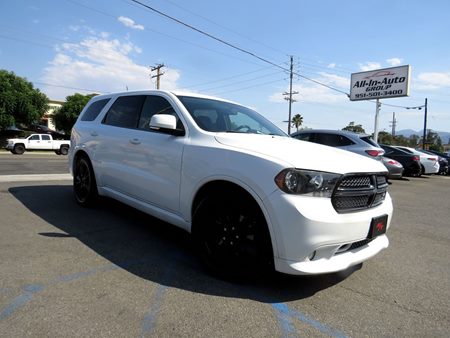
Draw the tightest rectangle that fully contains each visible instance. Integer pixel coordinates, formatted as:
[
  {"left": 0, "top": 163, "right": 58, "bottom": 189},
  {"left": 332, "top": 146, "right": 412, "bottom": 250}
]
[
  {"left": 73, "top": 156, "right": 98, "bottom": 206},
  {"left": 194, "top": 194, "right": 273, "bottom": 279}
]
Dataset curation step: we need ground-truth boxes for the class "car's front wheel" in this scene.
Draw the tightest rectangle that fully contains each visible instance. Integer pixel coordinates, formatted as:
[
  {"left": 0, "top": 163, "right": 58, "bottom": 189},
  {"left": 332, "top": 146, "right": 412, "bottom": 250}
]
[
  {"left": 73, "top": 156, "right": 98, "bottom": 206},
  {"left": 193, "top": 192, "right": 273, "bottom": 279},
  {"left": 13, "top": 144, "right": 25, "bottom": 155}
]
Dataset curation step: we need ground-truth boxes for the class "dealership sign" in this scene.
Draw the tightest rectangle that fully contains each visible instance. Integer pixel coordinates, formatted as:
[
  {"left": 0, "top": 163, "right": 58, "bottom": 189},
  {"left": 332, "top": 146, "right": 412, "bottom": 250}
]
[{"left": 350, "top": 65, "right": 411, "bottom": 101}]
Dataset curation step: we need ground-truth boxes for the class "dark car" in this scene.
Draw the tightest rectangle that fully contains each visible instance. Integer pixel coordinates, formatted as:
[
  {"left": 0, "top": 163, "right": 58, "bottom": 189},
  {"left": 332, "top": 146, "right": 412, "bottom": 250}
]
[
  {"left": 24, "top": 124, "right": 68, "bottom": 140},
  {"left": 419, "top": 149, "right": 449, "bottom": 175},
  {"left": 380, "top": 145, "right": 422, "bottom": 177}
]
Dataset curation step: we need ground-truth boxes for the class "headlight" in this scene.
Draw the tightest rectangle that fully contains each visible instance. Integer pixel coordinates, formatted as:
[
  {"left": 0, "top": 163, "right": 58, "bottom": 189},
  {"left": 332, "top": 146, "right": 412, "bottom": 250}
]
[{"left": 274, "top": 169, "right": 341, "bottom": 197}]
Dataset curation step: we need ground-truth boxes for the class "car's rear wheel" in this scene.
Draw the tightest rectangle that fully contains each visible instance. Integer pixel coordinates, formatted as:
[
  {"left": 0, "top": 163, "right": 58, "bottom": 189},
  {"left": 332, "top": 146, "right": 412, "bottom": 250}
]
[
  {"left": 13, "top": 144, "right": 25, "bottom": 155},
  {"left": 193, "top": 192, "right": 273, "bottom": 279},
  {"left": 60, "top": 145, "right": 69, "bottom": 155},
  {"left": 73, "top": 156, "right": 98, "bottom": 206}
]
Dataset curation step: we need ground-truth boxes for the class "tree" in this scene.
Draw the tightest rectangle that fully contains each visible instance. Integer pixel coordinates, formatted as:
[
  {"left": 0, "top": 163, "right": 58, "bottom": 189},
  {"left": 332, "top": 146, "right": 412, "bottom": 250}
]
[
  {"left": 377, "top": 131, "right": 393, "bottom": 145},
  {"left": 291, "top": 114, "right": 303, "bottom": 132},
  {"left": 0, "top": 69, "right": 49, "bottom": 130},
  {"left": 342, "top": 121, "right": 365, "bottom": 133},
  {"left": 422, "top": 130, "right": 443, "bottom": 151},
  {"left": 53, "top": 93, "right": 96, "bottom": 134}
]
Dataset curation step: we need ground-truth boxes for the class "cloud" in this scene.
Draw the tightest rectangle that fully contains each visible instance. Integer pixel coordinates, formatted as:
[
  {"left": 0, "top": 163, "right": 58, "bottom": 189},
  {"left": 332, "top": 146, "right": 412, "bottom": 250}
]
[
  {"left": 118, "top": 16, "right": 144, "bottom": 30},
  {"left": 41, "top": 36, "right": 180, "bottom": 99},
  {"left": 386, "top": 58, "right": 403, "bottom": 66},
  {"left": 327, "top": 63, "right": 336, "bottom": 69},
  {"left": 415, "top": 72, "right": 450, "bottom": 90},
  {"left": 358, "top": 62, "right": 381, "bottom": 71}
]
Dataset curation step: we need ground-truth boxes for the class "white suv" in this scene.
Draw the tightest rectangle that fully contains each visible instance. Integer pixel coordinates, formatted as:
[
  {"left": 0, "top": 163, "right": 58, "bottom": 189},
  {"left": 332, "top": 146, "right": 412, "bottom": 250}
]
[{"left": 69, "top": 91, "right": 393, "bottom": 277}]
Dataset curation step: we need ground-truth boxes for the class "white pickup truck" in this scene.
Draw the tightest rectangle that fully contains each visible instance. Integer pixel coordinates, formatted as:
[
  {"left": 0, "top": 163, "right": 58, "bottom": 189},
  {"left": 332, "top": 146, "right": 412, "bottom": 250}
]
[{"left": 5, "top": 134, "right": 70, "bottom": 155}]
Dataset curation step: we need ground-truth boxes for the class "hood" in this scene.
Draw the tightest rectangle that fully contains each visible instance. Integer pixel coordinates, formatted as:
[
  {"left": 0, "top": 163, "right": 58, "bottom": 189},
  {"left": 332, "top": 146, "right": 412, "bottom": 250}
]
[{"left": 214, "top": 134, "right": 387, "bottom": 175}]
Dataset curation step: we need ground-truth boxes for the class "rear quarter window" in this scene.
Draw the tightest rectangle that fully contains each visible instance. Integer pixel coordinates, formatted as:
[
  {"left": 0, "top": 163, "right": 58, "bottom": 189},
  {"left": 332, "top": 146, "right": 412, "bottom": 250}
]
[
  {"left": 360, "top": 136, "right": 379, "bottom": 147},
  {"left": 81, "top": 98, "right": 111, "bottom": 122}
]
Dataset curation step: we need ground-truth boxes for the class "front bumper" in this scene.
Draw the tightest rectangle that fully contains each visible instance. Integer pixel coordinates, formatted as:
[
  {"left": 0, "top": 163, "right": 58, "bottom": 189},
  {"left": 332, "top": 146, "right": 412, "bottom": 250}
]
[{"left": 264, "top": 190, "right": 393, "bottom": 275}]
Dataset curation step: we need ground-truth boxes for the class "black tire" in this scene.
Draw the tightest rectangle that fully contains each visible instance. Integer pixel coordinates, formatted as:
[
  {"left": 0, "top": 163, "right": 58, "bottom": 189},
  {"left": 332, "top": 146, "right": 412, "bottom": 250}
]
[
  {"left": 73, "top": 156, "right": 98, "bottom": 206},
  {"left": 193, "top": 192, "right": 273, "bottom": 279},
  {"left": 13, "top": 144, "right": 25, "bottom": 155},
  {"left": 60, "top": 145, "right": 69, "bottom": 155},
  {"left": 55, "top": 150, "right": 61, "bottom": 155}
]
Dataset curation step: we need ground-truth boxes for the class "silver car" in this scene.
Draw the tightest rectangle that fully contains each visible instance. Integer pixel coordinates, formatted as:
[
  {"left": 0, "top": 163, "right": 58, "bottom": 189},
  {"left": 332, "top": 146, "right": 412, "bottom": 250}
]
[{"left": 291, "top": 129, "right": 385, "bottom": 161}]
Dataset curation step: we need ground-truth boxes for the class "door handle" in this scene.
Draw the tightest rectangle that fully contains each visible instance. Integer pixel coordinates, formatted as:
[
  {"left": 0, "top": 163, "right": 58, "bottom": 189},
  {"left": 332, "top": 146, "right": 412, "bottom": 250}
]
[
  {"left": 129, "top": 138, "right": 141, "bottom": 145},
  {"left": 91, "top": 131, "right": 98, "bottom": 137}
]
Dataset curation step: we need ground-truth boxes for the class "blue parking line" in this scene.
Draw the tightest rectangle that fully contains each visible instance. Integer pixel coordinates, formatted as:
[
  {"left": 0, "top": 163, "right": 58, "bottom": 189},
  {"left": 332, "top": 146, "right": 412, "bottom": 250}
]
[
  {"left": 140, "top": 255, "right": 179, "bottom": 337},
  {"left": 0, "top": 284, "right": 44, "bottom": 321},
  {"left": 0, "top": 264, "right": 118, "bottom": 322},
  {"left": 272, "top": 302, "right": 348, "bottom": 338}
]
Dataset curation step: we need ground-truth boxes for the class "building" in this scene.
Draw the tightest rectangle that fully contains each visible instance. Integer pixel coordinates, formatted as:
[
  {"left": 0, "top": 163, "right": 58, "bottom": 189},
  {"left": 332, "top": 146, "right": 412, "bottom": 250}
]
[{"left": 41, "top": 99, "right": 64, "bottom": 131}]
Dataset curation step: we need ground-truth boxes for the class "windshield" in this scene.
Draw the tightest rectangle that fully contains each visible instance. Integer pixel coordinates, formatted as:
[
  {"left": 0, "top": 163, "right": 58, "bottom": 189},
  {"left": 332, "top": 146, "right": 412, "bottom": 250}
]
[{"left": 177, "top": 95, "right": 286, "bottom": 136}]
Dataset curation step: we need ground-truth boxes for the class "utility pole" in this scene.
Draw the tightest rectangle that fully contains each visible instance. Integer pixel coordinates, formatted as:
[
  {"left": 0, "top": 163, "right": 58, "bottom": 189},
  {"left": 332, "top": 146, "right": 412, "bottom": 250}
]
[
  {"left": 283, "top": 56, "right": 298, "bottom": 135},
  {"left": 150, "top": 64, "right": 165, "bottom": 89},
  {"left": 373, "top": 99, "right": 381, "bottom": 143},
  {"left": 389, "top": 112, "right": 397, "bottom": 137},
  {"left": 422, "top": 98, "right": 428, "bottom": 149}
]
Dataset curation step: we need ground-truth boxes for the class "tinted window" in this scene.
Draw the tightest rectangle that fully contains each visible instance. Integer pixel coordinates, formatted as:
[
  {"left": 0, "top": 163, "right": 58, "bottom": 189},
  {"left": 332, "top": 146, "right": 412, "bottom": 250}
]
[
  {"left": 315, "top": 133, "right": 355, "bottom": 147},
  {"left": 360, "top": 136, "right": 379, "bottom": 147},
  {"left": 41, "top": 135, "right": 51, "bottom": 141},
  {"left": 397, "top": 147, "right": 413, "bottom": 154},
  {"left": 29, "top": 135, "right": 40, "bottom": 141},
  {"left": 81, "top": 98, "right": 111, "bottom": 121},
  {"left": 293, "top": 133, "right": 312, "bottom": 141},
  {"left": 138, "top": 96, "right": 184, "bottom": 131},
  {"left": 103, "top": 96, "right": 145, "bottom": 129}
]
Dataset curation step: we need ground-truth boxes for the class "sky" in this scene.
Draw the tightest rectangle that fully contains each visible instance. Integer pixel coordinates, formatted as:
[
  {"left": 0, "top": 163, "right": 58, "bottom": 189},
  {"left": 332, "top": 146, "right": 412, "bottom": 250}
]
[{"left": 1, "top": 0, "right": 449, "bottom": 135}]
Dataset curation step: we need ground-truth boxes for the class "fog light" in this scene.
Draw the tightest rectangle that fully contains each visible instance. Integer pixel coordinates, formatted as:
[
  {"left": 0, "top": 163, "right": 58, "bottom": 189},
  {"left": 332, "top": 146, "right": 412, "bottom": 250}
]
[{"left": 308, "top": 251, "right": 316, "bottom": 261}]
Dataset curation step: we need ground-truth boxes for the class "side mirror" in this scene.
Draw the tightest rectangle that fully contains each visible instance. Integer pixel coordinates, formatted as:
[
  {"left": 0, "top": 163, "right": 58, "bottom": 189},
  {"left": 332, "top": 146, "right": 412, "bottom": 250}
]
[{"left": 150, "top": 114, "right": 185, "bottom": 136}]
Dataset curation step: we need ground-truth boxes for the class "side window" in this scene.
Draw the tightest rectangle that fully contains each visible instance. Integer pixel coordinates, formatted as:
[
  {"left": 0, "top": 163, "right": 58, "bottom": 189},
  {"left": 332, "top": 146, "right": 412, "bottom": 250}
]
[
  {"left": 316, "top": 133, "right": 354, "bottom": 147},
  {"left": 81, "top": 98, "right": 111, "bottom": 121},
  {"left": 103, "top": 96, "right": 145, "bottom": 129},
  {"left": 293, "top": 133, "right": 312, "bottom": 141},
  {"left": 41, "top": 135, "right": 51, "bottom": 141},
  {"left": 29, "top": 135, "right": 40, "bottom": 141},
  {"left": 138, "top": 96, "right": 184, "bottom": 131}
]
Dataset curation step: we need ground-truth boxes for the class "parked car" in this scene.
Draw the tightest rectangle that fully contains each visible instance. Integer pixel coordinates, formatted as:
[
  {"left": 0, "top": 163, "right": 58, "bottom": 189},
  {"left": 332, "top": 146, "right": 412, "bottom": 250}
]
[
  {"left": 393, "top": 146, "right": 440, "bottom": 175},
  {"left": 382, "top": 157, "right": 403, "bottom": 179},
  {"left": 69, "top": 90, "right": 393, "bottom": 278},
  {"left": 379, "top": 145, "right": 422, "bottom": 177},
  {"left": 23, "top": 124, "right": 68, "bottom": 140},
  {"left": 291, "top": 129, "right": 385, "bottom": 161},
  {"left": 418, "top": 149, "right": 449, "bottom": 175},
  {"left": 5, "top": 133, "right": 70, "bottom": 155}
]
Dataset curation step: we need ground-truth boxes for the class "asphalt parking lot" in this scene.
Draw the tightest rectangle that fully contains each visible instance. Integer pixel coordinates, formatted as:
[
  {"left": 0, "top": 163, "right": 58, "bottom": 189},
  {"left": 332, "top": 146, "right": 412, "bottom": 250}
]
[{"left": 0, "top": 153, "right": 449, "bottom": 337}]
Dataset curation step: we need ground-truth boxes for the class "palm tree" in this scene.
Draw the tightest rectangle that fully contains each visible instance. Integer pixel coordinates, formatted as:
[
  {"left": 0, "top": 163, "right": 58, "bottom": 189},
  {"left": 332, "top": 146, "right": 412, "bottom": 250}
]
[{"left": 291, "top": 114, "right": 303, "bottom": 132}]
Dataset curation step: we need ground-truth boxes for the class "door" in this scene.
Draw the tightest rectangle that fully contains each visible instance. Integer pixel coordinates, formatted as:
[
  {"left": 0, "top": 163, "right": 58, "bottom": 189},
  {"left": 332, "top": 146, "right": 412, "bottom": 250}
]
[
  {"left": 40, "top": 134, "right": 53, "bottom": 149},
  {"left": 27, "top": 135, "right": 45, "bottom": 149},
  {"left": 97, "top": 94, "right": 186, "bottom": 213}
]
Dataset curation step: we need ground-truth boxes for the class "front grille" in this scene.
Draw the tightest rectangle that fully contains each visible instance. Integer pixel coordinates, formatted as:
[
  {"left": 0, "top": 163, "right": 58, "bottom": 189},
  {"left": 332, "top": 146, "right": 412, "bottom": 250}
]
[{"left": 332, "top": 174, "right": 388, "bottom": 213}]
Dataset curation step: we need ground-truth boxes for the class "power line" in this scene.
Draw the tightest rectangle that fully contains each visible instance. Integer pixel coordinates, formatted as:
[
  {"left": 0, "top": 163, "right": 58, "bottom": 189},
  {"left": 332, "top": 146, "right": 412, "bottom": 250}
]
[
  {"left": 197, "top": 71, "right": 283, "bottom": 92},
  {"left": 129, "top": 0, "right": 286, "bottom": 71},
  {"left": 158, "top": 0, "right": 288, "bottom": 57},
  {"left": 32, "top": 81, "right": 107, "bottom": 93}
]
